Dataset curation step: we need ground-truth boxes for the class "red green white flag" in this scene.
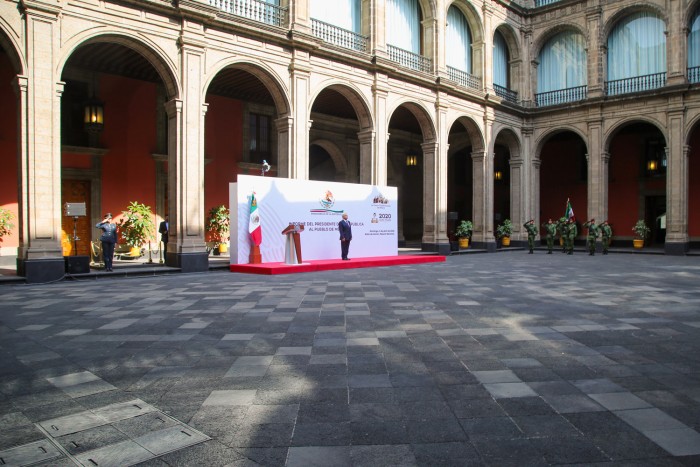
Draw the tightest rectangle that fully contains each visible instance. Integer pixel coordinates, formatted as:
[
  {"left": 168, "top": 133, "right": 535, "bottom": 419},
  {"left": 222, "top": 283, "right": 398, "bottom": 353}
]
[
  {"left": 565, "top": 198, "right": 574, "bottom": 220},
  {"left": 249, "top": 193, "right": 262, "bottom": 246}
]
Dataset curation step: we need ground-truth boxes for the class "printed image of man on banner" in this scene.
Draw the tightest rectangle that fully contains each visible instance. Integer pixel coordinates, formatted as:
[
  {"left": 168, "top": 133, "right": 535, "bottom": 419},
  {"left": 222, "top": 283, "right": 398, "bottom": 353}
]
[{"left": 249, "top": 193, "right": 262, "bottom": 263}]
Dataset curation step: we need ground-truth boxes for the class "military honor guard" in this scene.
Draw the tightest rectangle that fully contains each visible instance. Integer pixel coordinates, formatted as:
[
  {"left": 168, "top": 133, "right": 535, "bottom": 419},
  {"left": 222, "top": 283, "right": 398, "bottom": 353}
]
[
  {"left": 524, "top": 219, "right": 538, "bottom": 254},
  {"left": 542, "top": 218, "right": 557, "bottom": 254},
  {"left": 583, "top": 218, "right": 599, "bottom": 256},
  {"left": 600, "top": 220, "right": 613, "bottom": 255}
]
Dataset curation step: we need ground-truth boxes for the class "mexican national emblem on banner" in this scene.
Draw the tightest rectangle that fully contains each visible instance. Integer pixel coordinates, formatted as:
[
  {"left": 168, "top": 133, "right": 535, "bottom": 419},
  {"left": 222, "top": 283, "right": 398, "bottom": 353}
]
[
  {"left": 249, "top": 193, "right": 262, "bottom": 246},
  {"left": 565, "top": 198, "right": 574, "bottom": 220}
]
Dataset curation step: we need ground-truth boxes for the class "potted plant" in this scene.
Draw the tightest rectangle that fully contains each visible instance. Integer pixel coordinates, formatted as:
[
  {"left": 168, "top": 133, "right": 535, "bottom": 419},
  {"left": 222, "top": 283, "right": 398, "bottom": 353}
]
[
  {"left": 207, "top": 205, "right": 230, "bottom": 254},
  {"left": 454, "top": 220, "right": 473, "bottom": 249},
  {"left": 496, "top": 218, "right": 514, "bottom": 247},
  {"left": 0, "top": 207, "right": 15, "bottom": 248},
  {"left": 632, "top": 219, "right": 650, "bottom": 248},
  {"left": 118, "top": 202, "right": 156, "bottom": 257}
]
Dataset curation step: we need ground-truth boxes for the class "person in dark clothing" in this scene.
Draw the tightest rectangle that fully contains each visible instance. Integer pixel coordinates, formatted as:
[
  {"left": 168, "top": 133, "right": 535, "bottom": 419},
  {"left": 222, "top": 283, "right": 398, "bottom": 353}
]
[
  {"left": 159, "top": 215, "right": 169, "bottom": 253},
  {"left": 338, "top": 212, "right": 352, "bottom": 260},
  {"left": 96, "top": 213, "right": 117, "bottom": 271}
]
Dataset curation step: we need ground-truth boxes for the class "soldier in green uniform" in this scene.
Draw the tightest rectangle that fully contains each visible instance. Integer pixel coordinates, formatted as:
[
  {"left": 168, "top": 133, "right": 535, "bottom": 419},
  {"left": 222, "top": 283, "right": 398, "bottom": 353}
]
[
  {"left": 566, "top": 217, "right": 577, "bottom": 255},
  {"left": 523, "top": 219, "right": 538, "bottom": 254},
  {"left": 542, "top": 218, "right": 557, "bottom": 254},
  {"left": 583, "top": 218, "right": 599, "bottom": 256},
  {"left": 558, "top": 217, "right": 569, "bottom": 253},
  {"left": 600, "top": 220, "right": 612, "bottom": 255}
]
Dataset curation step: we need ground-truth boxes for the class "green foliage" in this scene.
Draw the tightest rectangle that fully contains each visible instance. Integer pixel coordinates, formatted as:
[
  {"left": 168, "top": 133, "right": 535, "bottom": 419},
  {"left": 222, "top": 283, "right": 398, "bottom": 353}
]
[
  {"left": 118, "top": 202, "right": 155, "bottom": 247},
  {"left": 207, "top": 205, "right": 230, "bottom": 244},
  {"left": 496, "top": 219, "right": 514, "bottom": 238},
  {"left": 454, "top": 220, "right": 473, "bottom": 239},
  {"left": 632, "top": 219, "right": 651, "bottom": 239},
  {"left": 0, "top": 207, "right": 15, "bottom": 241}
]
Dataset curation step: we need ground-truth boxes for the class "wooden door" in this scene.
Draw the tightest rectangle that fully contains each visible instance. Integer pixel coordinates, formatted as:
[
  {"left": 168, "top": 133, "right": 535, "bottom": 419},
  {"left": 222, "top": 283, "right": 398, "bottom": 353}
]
[{"left": 61, "top": 180, "right": 91, "bottom": 256}]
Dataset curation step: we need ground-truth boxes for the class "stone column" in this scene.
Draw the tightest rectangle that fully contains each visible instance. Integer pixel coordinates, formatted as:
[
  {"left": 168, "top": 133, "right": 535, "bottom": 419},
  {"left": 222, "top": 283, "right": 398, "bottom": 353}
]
[
  {"left": 165, "top": 30, "right": 208, "bottom": 271},
  {"left": 357, "top": 129, "right": 374, "bottom": 184},
  {"left": 368, "top": 0, "right": 386, "bottom": 57},
  {"left": 421, "top": 141, "right": 447, "bottom": 252},
  {"left": 665, "top": 109, "right": 689, "bottom": 254},
  {"left": 16, "top": 1, "right": 66, "bottom": 282},
  {"left": 510, "top": 156, "right": 525, "bottom": 241},
  {"left": 666, "top": 0, "right": 687, "bottom": 86},
  {"left": 288, "top": 0, "right": 310, "bottom": 34},
  {"left": 587, "top": 119, "right": 605, "bottom": 221},
  {"left": 531, "top": 158, "right": 541, "bottom": 227},
  {"left": 481, "top": 2, "right": 494, "bottom": 93},
  {"left": 585, "top": 6, "right": 604, "bottom": 98},
  {"left": 275, "top": 116, "right": 293, "bottom": 178},
  {"left": 372, "top": 78, "right": 389, "bottom": 185},
  {"left": 289, "top": 53, "right": 311, "bottom": 180},
  {"left": 471, "top": 150, "right": 496, "bottom": 251},
  {"left": 521, "top": 26, "right": 534, "bottom": 106}
]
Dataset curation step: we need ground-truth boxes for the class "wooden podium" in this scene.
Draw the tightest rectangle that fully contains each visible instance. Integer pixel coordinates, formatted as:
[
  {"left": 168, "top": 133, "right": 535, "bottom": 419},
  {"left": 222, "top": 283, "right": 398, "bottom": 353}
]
[{"left": 281, "top": 223, "right": 304, "bottom": 264}]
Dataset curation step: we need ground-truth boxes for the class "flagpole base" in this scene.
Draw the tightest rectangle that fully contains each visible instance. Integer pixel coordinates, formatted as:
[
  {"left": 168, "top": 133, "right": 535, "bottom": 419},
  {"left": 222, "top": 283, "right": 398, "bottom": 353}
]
[{"left": 249, "top": 245, "right": 262, "bottom": 264}]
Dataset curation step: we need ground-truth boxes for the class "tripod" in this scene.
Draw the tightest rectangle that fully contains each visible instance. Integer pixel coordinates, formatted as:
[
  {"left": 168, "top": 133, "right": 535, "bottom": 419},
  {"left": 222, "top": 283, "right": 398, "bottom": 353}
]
[{"left": 72, "top": 216, "right": 80, "bottom": 256}]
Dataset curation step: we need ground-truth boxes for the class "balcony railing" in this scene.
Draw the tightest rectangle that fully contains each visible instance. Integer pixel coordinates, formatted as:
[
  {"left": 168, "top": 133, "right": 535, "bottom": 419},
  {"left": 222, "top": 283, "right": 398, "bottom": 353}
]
[
  {"left": 535, "top": 0, "right": 562, "bottom": 6},
  {"left": 209, "top": 0, "right": 287, "bottom": 27},
  {"left": 387, "top": 44, "right": 432, "bottom": 73},
  {"left": 605, "top": 72, "right": 666, "bottom": 96},
  {"left": 311, "top": 19, "right": 369, "bottom": 53},
  {"left": 535, "top": 85, "right": 587, "bottom": 107},
  {"left": 689, "top": 66, "right": 700, "bottom": 84},
  {"left": 447, "top": 66, "right": 481, "bottom": 91},
  {"left": 494, "top": 84, "right": 518, "bottom": 104}
]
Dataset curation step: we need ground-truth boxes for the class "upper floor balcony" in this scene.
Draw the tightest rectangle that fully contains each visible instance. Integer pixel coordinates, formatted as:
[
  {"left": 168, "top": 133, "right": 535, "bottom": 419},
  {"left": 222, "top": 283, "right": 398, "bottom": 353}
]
[
  {"left": 387, "top": 45, "right": 432, "bottom": 74},
  {"left": 208, "top": 0, "right": 287, "bottom": 27},
  {"left": 311, "top": 19, "right": 369, "bottom": 53},
  {"left": 494, "top": 84, "right": 518, "bottom": 104},
  {"left": 447, "top": 66, "right": 481, "bottom": 91},
  {"left": 535, "top": 85, "right": 587, "bottom": 107},
  {"left": 605, "top": 72, "right": 667, "bottom": 96}
]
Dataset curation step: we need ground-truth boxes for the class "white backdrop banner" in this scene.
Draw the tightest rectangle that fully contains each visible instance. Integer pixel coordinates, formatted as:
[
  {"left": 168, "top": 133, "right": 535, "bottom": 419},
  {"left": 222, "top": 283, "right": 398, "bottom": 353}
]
[{"left": 230, "top": 176, "right": 398, "bottom": 264}]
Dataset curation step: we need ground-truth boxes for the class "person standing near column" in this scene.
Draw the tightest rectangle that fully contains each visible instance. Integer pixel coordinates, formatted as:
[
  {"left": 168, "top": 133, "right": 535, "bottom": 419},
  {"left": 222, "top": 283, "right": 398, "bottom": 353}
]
[
  {"left": 338, "top": 212, "right": 352, "bottom": 260},
  {"left": 542, "top": 218, "right": 557, "bottom": 254},
  {"left": 96, "top": 213, "right": 117, "bottom": 272},
  {"left": 600, "top": 220, "right": 613, "bottom": 255},
  {"left": 159, "top": 215, "right": 169, "bottom": 254},
  {"left": 523, "top": 219, "right": 537, "bottom": 254},
  {"left": 583, "top": 218, "right": 598, "bottom": 256},
  {"left": 567, "top": 217, "right": 577, "bottom": 255}
]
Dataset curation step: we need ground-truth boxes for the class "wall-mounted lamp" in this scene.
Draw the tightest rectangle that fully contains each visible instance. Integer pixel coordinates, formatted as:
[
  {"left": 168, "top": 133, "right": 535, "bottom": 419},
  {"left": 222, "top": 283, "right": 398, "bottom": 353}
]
[
  {"left": 84, "top": 74, "right": 104, "bottom": 147},
  {"left": 406, "top": 155, "right": 418, "bottom": 167},
  {"left": 494, "top": 170, "right": 503, "bottom": 181},
  {"left": 647, "top": 159, "right": 658, "bottom": 172}
]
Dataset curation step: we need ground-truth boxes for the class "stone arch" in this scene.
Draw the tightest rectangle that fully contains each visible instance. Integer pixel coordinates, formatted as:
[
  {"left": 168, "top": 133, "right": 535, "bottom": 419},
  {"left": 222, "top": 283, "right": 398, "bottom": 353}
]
[
  {"left": 531, "top": 24, "right": 589, "bottom": 63},
  {"left": 683, "top": 0, "right": 700, "bottom": 28},
  {"left": 604, "top": 116, "right": 667, "bottom": 152},
  {"left": 308, "top": 81, "right": 373, "bottom": 130},
  {"left": 57, "top": 30, "right": 180, "bottom": 99},
  {"left": 387, "top": 99, "right": 437, "bottom": 142},
  {"left": 309, "top": 139, "right": 349, "bottom": 181},
  {"left": 601, "top": 3, "right": 669, "bottom": 43},
  {"left": 535, "top": 126, "right": 589, "bottom": 159},
  {"left": 447, "top": 0, "right": 484, "bottom": 45},
  {"left": 491, "top": 125, "right": 522, "bottom": 160},
  {"left": 686, "top": 112, "right": 700, "bottom": 145},
  {"left": 0, "top": 22, "right": 25, "bottom": 74},
  {"left": 204, "top": 59, "right": 291, "bottom": 118},
  {"left": 418, "top": 0, "right": 438, "bottom": 22},
  {"left": 493, "top": 23, "right": 521, "bottom": 62},
  {"left": 447, "top": 114, "right": 485, "bottom": 153}
]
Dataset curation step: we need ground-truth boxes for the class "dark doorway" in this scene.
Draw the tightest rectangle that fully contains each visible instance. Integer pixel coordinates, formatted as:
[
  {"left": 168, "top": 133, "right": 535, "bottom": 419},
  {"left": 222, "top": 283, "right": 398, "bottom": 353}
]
[{"left": 645, "top": 195, "right": 666, "bottom": 246}]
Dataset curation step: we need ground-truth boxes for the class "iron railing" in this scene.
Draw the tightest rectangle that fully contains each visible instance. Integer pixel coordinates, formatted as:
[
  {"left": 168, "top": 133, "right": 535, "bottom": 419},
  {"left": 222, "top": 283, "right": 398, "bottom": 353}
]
[
  {"left": 387, "top": 44, "right": 432, "bottom": 73},
  {"left": 447, "top": 66, "right": 481, "bottom": 91},
  {"left": 535, "top": 85, "right": 587, "bottom": 107},
  {"left": 689, "top": 66, "right": 700, "bottom": 84},
  {"left": 209, "top": 0, "right": 287, "bottom": 27},
  {"left": 494, "top": 84, "right": 518, "bottom": 104},
  {"left": 535, "top": 0, "right": 562, "bottom": 6},
  {"left": 605, "top": 72, "right": 666, "bottom": 96},
  {"left": 311, "top": 19, "right": 369, "bottom": 53}
]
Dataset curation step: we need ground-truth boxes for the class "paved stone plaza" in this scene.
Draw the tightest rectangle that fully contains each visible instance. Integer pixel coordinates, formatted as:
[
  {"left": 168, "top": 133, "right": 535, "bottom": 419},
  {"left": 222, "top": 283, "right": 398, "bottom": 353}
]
[{"left": 1, "top": 253, "right": 700, "bottom": 466}]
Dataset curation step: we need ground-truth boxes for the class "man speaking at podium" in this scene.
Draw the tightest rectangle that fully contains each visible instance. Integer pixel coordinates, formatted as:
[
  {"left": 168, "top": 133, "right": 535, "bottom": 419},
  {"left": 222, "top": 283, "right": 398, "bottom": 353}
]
[{"left": 338, "top": 212, "right": 352, "bottom": 260}]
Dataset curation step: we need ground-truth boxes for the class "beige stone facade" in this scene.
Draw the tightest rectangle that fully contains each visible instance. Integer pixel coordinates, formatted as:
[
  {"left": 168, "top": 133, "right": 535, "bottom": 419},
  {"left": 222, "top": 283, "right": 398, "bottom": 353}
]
[{"left": 1, "top": 0, "right": 698, "bottom": 281}]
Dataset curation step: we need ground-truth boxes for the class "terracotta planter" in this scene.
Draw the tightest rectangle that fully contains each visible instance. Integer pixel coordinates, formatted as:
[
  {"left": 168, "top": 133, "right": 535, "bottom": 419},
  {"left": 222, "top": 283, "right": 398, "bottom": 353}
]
[
  {"left": 218, "top": 243, "right": 228, "bottom": 254},
  {"left": 633, "top": 238, "right": 644, "bottom": 249},
  {"left": 501, "top": 237, "right": 511, "bottom": 247},
  {"left": 129, "top": 246, "right": 141, "bottom": 257},
  {"left": 458, "top": 238, "right": 469, "bottom": 249}
]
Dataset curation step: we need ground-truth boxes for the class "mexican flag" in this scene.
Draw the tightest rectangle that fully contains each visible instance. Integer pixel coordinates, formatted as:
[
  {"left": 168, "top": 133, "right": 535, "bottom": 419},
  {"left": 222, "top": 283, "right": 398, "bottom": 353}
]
[
  {"left": 249, "top": 193, "right": 262, "bottom": 246},
  {"left": 565, "top": 198, "right": 574, "bottom": 220}
]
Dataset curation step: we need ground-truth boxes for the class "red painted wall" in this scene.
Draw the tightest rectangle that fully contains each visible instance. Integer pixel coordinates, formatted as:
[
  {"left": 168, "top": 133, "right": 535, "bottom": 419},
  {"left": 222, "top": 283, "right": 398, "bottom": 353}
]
[
  {"left": 0, "top": 53, "right": 19, "bottom": 249},
  {"left": 608, "top": 132, "right": 640, "bottom": 237},
  {"left": 690, "top": 129, "right": 700, "bottom": 239},
  {"left": 540, "top": 138, "right": 587, "bottom": 233}
]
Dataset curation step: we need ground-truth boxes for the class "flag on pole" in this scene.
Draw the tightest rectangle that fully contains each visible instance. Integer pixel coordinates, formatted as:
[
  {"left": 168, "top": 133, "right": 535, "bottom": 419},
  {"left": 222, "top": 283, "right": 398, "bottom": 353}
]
[
  {"left": 564, "top": 198, "right": 574, "bottom": 220},
  {"left": 249, "top": 193, "right": 262, "bottom": 246}
]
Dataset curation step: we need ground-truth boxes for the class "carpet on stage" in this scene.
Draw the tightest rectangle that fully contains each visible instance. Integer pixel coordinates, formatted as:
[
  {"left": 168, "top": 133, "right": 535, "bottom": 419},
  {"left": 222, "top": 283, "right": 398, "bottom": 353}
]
[{"left": 229, "top": 255, "right": 445, "bottom": 275}]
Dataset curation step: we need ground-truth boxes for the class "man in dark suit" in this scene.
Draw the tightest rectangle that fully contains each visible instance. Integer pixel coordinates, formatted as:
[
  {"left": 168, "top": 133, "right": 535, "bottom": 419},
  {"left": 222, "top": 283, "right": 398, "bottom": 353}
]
[
  {"left": 338, "top": 212, "right": 352, "bottom": 260},
  {"left": 159, "top": 215, "right": 169, "bottom": 253}
]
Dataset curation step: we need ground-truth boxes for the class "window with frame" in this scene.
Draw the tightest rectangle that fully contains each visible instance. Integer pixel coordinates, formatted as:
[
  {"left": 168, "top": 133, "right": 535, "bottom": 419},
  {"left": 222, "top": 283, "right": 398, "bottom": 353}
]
[{"left": 248, "top": 112, "right": 271, "bottom": 164}]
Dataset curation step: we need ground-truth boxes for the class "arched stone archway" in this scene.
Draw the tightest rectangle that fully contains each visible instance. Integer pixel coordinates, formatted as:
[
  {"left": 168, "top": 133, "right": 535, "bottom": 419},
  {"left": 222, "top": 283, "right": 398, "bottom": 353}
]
[
  {"left": 309, "top": 140, "right": 348, "bottom": 182},
  {"left": 492, "top": 127, "right": 522, "bottom": 244}
]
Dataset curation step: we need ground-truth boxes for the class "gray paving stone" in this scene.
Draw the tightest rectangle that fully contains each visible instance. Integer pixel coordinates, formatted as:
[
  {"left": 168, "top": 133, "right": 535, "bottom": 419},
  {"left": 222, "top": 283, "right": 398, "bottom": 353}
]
[{"left": 589, "top": 392, "right": 654, "bottom": 411}]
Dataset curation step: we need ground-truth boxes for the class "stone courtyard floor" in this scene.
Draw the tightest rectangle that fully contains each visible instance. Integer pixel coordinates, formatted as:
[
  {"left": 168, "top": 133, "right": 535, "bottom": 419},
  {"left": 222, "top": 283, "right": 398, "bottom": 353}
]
[{"left": 1, "top": 253, "right": 700, "bottom": 466}]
